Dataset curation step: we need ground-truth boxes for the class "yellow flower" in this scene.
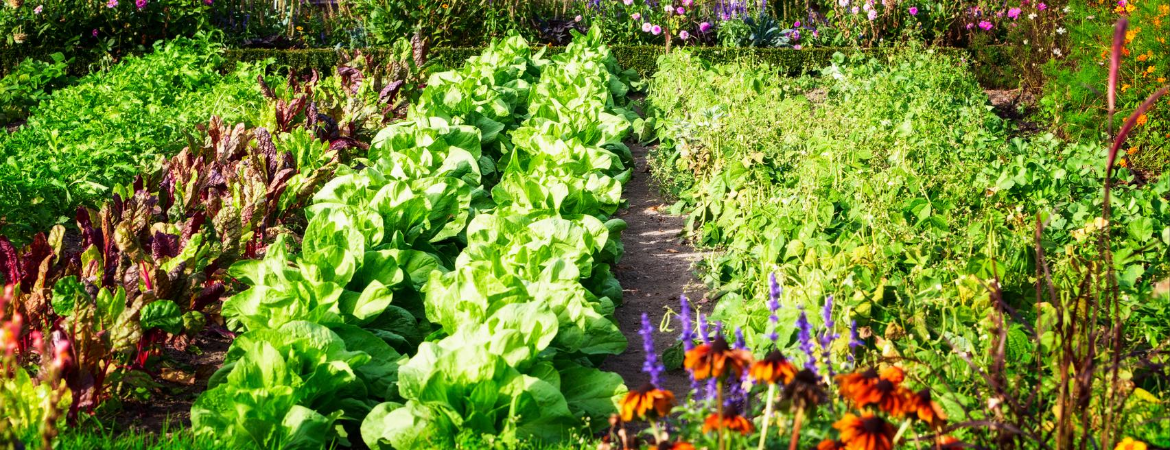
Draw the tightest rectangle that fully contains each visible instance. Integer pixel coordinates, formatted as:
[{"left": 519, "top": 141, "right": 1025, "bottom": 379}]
[
  {"left": 1138, "top": 54, "right": 1149, "bottom": 62},
  {"left": 296, "top": 26, "right": 303, "bottom": 31},
  {"left": 1158, "top": 77, "right": 1167, "bottom": 83},
  {"left": 1122, "top": 83, "right": 1131, "bottom": 92},
  {"left": 1161, "top": 4, "right": 1169, "bottom": 14},
  {"left": 1137, "top": 114, "right": 1148, "bottom": 126},
  {"left": 1148, "top": 66, "right": 1157, "bottom": 74},
  {"left": 1115, "top": 438, "right": 1147, "bottom": 450}
]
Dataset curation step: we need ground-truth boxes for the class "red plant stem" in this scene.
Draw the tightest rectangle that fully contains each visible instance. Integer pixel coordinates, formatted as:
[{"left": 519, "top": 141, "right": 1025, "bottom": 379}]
[{"left": 788, "top": 406, "right": 804, "bottom": 450}]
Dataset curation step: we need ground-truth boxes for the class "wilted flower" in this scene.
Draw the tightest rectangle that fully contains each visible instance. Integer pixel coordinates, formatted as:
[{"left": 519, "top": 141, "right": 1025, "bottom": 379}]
[{"left": 782, "top": 368, "right": 826, "bottom": 408}]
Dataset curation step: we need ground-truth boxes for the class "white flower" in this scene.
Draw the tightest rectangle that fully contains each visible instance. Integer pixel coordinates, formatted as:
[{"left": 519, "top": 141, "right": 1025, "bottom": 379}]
[
  {"left": 1063, "top": 5, "right": 1071, "bottom": 13},
  {"left": 1053, "top": 47, "right": 1062, "bottom": 56},
  {"left": 1027, "top": 13, "right": 1037, "bottom": 19},
  {"left": 1022, "top": 39, "right": 1028, "bottom": 45},
  {"left": 1056, "top": 27, "right": 1066, "bottom": 34}
]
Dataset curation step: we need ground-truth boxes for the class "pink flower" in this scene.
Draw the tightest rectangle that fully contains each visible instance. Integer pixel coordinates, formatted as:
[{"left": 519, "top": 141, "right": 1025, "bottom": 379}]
[
  {"left": 1007, "top": 7, "right": 1021, "bottom": 19},
  {"left": 679, "top": 30, "right": 690, "bottom": 40},
  {"left": 642, "top": 22, "right": 652, "bottom": 32},
  {"left": 651, "top": 24, "right": 662, "bottom": 35},
  {"left": 681, "top": 0, "right": 692, "bottom": 6},
  {"left": 699, "top": 21, "right": 712, "bottom": 32},
  {"left": 978, "top": 20, "right": 993, "bottom": 30},
  {"left": 793, "top": 44, "right": 803, "bottom": 50},
  {"left": 631, "top": 13, "right": 641, "bottom": 20},
  {"left": 92, "top": 28, "right": 99, "bottom": 37},
  {"left": 624, "top": 0, "right": 633, "bottom": 4},
  {"left": 32, "top": 4, "right": 42, "bottom": 13},
  {"left": 1037, "top": 2, "right": 1046, "bottom": 10},
  {"left": 106, "top": 0, "right": 117, "bottom": 8},
  {"left": 676, "top": 6, "right": 685, "bottom": 15},
  {"left": 135, "top": 0, "right": 145, "bottom": 8},
  {"left": 908, "top": 6, "right": 918, "bottom": 15},
  {"left": 867, "top": 8, "right": 877, "bottom": 20},
  {"left": 574, "top": 15, "right": 582, "bottom": 22},
  {"left": 794, "top": 20, "right": 801, "bottom": 27}
]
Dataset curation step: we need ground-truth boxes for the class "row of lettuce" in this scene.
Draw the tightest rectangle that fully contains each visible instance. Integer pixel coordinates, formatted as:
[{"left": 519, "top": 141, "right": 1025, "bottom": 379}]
[
  {"left": 189, "top": 28, "right": 641, "bottom": 449},
  {"left": 0, "top": 40, "right": 423, "bottom": 445},
  {"left": 645, "top": 49, "right": 1170, "bottom": 437}
]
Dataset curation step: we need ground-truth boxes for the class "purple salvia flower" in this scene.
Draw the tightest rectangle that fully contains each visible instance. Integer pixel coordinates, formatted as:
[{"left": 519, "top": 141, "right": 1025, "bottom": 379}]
[
  {"left": 848, "top": 319, "right": 862, "bottom": 363},
  {"left": 734, "top": 327, "right": 745, "bottom": 350},
  {"left": 768, "top": 272, "right": 781, "bottom": 310},
  {"left": 705, "top": 377, "right": 718, "bottom": 401},
  {"left": 679, "top": 295, "right": 695, "bottom": 351},
  {"left": 698, "top": 313, "right": 710, "bottom": 344},
  {"left": 821, "top": 295, "right": 834, "bottom": 329},
  {"left": 640, "top": 313, "right": 665, "bottom": 388},
  {"left": 796, "top": 309, "right": 817, "bottom": 374}
]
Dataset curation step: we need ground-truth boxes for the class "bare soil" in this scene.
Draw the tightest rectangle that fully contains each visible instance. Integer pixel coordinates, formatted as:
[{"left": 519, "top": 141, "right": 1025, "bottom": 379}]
[
  {"left": 114, "top": 328, "right": 230, "bottom": 434},
  {"left": 600, "top": 142, "right": 708, "bottom": 395}
]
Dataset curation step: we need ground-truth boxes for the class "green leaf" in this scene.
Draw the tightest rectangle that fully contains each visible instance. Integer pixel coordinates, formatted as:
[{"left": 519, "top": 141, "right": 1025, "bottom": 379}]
[{"left": 140, "top": 300, "right": 183, "bottom": 335}]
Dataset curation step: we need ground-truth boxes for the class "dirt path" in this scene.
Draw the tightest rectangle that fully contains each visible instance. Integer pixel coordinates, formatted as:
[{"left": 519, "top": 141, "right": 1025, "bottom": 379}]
[{"left": 601, "top": 142, "right": 706, "bottom": 395}]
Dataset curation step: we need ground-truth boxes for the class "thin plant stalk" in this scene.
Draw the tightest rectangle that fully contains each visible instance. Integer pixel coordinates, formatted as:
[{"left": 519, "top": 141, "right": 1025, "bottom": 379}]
[
  {"left": 757, "top": 383, "right": 777, "bottom": 450},
  {"left": 787, "top": 406, "right": 804, "bottom": 450},
  {"left": 717, "top": 380, "right": 726, "bottom": 450}
]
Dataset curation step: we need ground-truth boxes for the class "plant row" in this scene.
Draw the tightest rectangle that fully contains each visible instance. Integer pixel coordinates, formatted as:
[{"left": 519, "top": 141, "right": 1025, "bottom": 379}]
[
  {"left": 190, "top": 27, "right": 643, "bottom": 449},
  {"left": 0, "top": 35, "right": 270, "bottom": 241},
  {"left": 645, "top": 48, "right": 1170, "bottom": 443},
  {"left": 0, "top": 41, "right": 423, "bottom": 445}
]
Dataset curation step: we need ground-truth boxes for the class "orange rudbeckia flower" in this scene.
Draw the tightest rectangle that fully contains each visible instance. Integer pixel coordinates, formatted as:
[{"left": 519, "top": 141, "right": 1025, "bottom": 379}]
[
  {"left": 834, "top": 413, "right": 896, "bottom": 450},
  {"left": 619, "top": 383, "right": 675, "bottom": 422},
  {"left": 1116, "top": 438, "right": 1148, "bottom": 450},
  {"left": 749, "top": 350, "right": 797, "bottom": 385},
  {"left": 684, "top": 336, "right": 753, "bottom": 380},
  {"left": 818, "top": 439, "right": 848, "bottom": 450},
  {"left": 836, "top": 366, "right": 912, "bottom": 415},
  {"left": 937, "top": 436, "right": 966, "bottom": 450},
  {"left": 702, "top": 405, "right": 755, "bottom": 435},
  {"left": 907, "top": 389, "right": 947, "bottom": 428},
  {"left": 657, "top": 442, "right": 697, "bottom": 450}
]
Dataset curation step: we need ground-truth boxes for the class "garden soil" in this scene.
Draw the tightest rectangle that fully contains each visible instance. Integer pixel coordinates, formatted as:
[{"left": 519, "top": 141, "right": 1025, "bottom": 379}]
[{"left": 599, "top": 141, "right": 708, "bottom": 396}]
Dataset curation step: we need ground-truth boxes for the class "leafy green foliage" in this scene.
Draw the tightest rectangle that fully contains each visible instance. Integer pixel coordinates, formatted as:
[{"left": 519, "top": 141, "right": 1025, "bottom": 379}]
[
  {"left": 0, "top": 36, "right": 270, "bottom": 240},
  {"left": 646, "top": 48, "right": 1170, "bottom": 438},
  {"left": 0, "top": 52, "right": 74, "bottom": 125}
]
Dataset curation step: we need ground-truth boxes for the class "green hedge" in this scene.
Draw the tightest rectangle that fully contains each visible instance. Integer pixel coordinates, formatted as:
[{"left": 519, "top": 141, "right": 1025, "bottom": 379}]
[
  {"left": 220, "top": 44, "right": 1017, "bottom": 89},
  {"left": 1, "top": 43, "right": 1019, "bottom": 89}
]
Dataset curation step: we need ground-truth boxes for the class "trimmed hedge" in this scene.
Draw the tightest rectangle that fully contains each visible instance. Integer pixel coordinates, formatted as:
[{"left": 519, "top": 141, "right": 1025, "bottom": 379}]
[
  {"left": 1, "top": 43, "right": 1020, "bottom": 89},
  {"left": 220, "top": 44, "right": 1018, "bottom": 88}
]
